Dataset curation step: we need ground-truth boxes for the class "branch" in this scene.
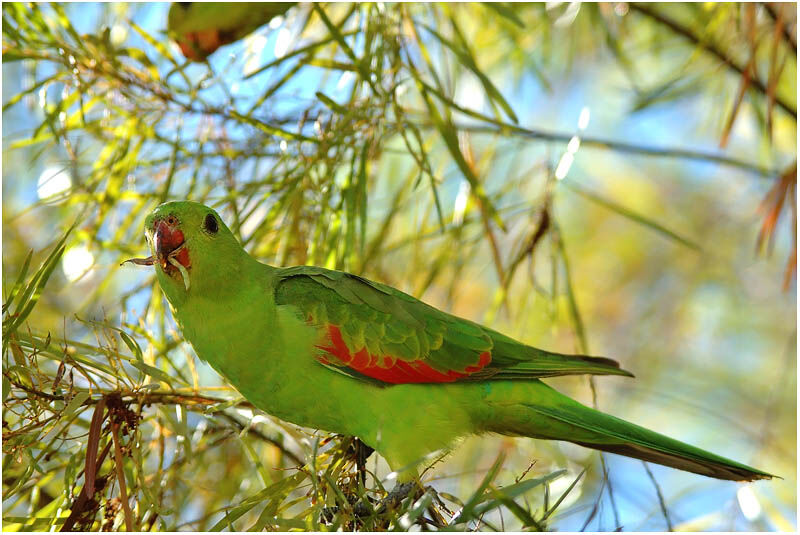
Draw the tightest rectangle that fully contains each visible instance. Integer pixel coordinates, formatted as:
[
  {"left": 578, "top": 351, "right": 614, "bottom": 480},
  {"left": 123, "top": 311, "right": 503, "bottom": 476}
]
[
  {"left": 630, "top": 3, "right": 796, "bottom": 119},
  {"left": 217, "top": 412, "right": 305, "bottom": 466},
  {"left": 3, "top": 377, "right": 303, "bottom": 465},
  {"left": 762, "top": 2, "right": 797, "bottom": 52},
  {"left": 442, "top": 123, "right": 777, "bottom": 178},
  {"left": 643, "top": 461, "right": 674, "bottom": 531},
  {"left": 110, "top": 422, "right": 135, "bottom": 532}
]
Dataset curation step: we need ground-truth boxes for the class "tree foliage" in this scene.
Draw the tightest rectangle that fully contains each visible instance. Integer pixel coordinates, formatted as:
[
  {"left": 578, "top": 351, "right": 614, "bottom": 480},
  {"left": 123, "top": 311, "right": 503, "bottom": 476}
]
[{"left": 2, "top": 2, "right": 796, "bottom": 531}]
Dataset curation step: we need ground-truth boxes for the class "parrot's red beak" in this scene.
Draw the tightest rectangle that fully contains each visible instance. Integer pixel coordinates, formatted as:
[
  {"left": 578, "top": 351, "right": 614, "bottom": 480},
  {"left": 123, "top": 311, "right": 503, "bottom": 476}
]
[{"left": 153, "top": 217, "right": 190, "bottom": 271}]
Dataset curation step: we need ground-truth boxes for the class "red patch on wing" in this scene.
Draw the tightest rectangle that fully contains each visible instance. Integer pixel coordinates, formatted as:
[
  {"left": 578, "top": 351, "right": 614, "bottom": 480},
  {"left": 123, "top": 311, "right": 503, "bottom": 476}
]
[{"left": 315, "top": 324, "right": 491, "bottom": 384}]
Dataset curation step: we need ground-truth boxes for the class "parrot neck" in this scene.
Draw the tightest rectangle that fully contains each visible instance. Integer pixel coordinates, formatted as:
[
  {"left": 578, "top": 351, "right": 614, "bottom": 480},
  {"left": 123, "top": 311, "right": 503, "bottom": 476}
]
[
  {"left": 155, "top": 247, "right": 258, "bottom": 308},
  {"left": 168, "top": 258, "right": 275, "bottom": 350},
  {"left": 165, "top": 260, "right": 300, "bottom": 390}
]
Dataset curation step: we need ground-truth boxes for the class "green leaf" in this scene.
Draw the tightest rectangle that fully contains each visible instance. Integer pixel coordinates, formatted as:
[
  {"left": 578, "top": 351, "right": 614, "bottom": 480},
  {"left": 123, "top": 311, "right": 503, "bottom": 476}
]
[
  {"left": 451, "top": 452, "right": 505, "bottom": 524},
  {"left": 230, "top": 111, "right": 316, "bottom": 143},
  {"left": 117, "top": 46, "right": 160, "bottom": 80},
  {"left": 2, "top": 74, "right": 61, "bottom": 112},
  {"left": 393, "top": 490, "right": 434, "bottom": 529},
  {"left": 315, "top": 91, "right": 348, "bottom": 114},
  {"left": 312, "top": 4, "right": 375, "bottom": 93},
  {"left": 555, "top": 226, "right": 588, "bottom": 353},
  {"left": 482, "top": 2, "right": 525, "bottom": 28},
  {"left": 203, "top": 398, "right": 241, "bottom": 414},
  {"left": 563, "top": 180, "right": 702, "bottom": 251},
  {"left": 417, "top": 87, "right": 506, "bottom": 231},
  {"left": 4, "top": 249, "right": 33, "bottom": 313},
  {"left": 542, "top": 469, "right": 585, "bottom": 520},
  {"left": 50, "top": 4, "right": 83, "bottom": 47},
  {"left": 128, "top": 360, "right": 173, "bottom": 384},
  {"left": 209, "top": 472, "right": 306, "bottom": 531},
  {"left": 2, "top": 376, "right": 10, "bottom": 403},
  {"left": 471, "top": 470, "right": 565, "bottom": 518},
  {"left": 62, "top": 391, "right": 91, "bottom": 419},
  {"left": 3, "top": 220, "right": 78, "bottom": 352},
  {"left": 118, "top": 331, "right": 143, "bottom": 361},
  {"left": 420, "top": 20, "right": 519, "bottom": 124},
  {"left": 129, "top": 20, "right": 174, "bottom": 76}
]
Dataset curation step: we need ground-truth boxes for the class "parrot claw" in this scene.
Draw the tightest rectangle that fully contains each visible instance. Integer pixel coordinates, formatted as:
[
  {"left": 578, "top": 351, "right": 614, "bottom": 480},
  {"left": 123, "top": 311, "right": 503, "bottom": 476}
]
[
  {"left": 353, "top": 481, "right": 421, "bottom": 516},
  {"left": 380, "top": 481, "right": 420, "bottom": 510},
  {"left": 320, "top": 482, "right": 425, "bottom": 527}
]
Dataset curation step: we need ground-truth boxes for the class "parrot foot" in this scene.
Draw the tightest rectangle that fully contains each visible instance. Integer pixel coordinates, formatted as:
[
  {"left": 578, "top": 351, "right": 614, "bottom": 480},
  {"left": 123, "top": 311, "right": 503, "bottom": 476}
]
[
  {"left": 318, "top": 482, "right": 419, "bottom": 518},
  {"left": 350, "top": 437, "right": 374, "bottom": 486},
  {"left": 352, "top": 481, "right": 422, "bottom": 516},
  {"left": 381, "top": 481, "right": 420, "bottom": 510},
  {"left": 320, "top": 482, "right": 443, "bottom": 529}
]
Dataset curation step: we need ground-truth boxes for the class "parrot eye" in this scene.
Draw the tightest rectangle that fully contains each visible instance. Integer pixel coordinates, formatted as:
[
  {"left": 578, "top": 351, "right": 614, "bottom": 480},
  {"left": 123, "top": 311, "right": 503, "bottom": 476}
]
[{"left": 203, "top": 213, "right": 218, "bottom": 234}]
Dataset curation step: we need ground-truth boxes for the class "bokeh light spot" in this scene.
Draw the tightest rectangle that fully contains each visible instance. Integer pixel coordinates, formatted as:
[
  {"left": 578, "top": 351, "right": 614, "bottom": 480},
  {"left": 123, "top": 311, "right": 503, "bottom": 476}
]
[
  {"left": 737, "top": 485, "right": 762, "bottom": 520},
  {"left": 37, "top": 166, "right": 72, "bottom": 199},
  {"left": 62, "top": 245, "right": 94, "bottom": 282}
]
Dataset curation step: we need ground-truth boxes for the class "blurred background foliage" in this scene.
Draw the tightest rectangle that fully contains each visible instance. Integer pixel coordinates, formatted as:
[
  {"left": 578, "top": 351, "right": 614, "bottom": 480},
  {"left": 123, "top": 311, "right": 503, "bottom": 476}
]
[{"left": 1, "top": 1, "right": 796, "bottom": 531}]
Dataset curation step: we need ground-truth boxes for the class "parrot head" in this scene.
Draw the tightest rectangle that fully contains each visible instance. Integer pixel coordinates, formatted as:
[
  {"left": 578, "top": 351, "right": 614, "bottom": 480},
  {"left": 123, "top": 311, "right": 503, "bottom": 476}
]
[{"left": 124, "top": 201, "right": 247, "bottom": 303}]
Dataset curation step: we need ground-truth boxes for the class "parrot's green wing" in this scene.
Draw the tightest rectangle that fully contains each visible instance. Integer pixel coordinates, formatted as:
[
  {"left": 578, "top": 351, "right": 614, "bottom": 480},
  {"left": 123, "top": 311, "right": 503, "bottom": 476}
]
[{"left": 274, "top": 266, "right": 633, "bottom": 385}]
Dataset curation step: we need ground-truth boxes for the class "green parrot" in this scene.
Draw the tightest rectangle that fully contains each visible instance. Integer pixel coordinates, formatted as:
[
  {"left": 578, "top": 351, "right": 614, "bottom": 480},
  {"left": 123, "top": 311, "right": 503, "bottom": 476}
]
[
  {"left": 126, "top": 201, "right": 772, "bottom": 484},
  {"left": 167, "top": 2, "right": 294, "bottom": 61}
]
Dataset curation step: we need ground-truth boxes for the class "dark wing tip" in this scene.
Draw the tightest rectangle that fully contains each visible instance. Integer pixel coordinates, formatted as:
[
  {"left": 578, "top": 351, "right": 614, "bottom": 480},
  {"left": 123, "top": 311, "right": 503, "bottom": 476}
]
[{"left": 575, "top": 354, "right": 635, "bottom": 378}]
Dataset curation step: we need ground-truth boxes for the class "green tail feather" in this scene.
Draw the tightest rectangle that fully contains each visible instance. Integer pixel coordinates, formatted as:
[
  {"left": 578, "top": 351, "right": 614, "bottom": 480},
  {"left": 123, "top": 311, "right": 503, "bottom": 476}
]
[
  {"left": 490, "top": 382, "right": 774, "bottom": 481},
  {"left": 526, "top": 400, "right": 772, "bottom": 481}
]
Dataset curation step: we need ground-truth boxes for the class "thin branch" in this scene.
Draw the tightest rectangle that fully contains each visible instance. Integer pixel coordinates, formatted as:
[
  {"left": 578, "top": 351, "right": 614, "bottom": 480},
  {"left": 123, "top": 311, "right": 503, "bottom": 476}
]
[
  {"left": 762, "top": 2, "right": 797, "bottom": 52},
  {"left": 60, "top": 440, "right": 114, "bottom": 532},
  {"left": 643, "top": 461, "right": 674, "bottom": 531},
  {"left": 444, "top": 123, "right": 777, "bottom": 178},
  {"left": 111, "top": 422, "right": 135, "bottom": 532},
  {"left": 218, "top": 412, "right": 305, "bottom": 466},
  {"left": 630, "top": 3, "right": 796, "bottom": 119},
  {"left": 3, "top": 376, "right": 304, "bottom": 465}
]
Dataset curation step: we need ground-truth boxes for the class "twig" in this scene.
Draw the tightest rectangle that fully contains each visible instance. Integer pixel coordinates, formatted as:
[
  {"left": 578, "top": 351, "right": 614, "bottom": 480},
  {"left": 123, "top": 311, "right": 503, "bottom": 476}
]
[
  {"left": 514, "top": 460, "right": 538, "bottom": 484},
  {"left": 111, "top": 422, "right": 135, "bottom": 531},
  {"left": 563, "top": 180, "right": 701, "bottom": 251},
  {"left": 61, "top": 441, "right": 114, "bottom": 532},
  {"left": 601, "top": 457, "right": 621, "bottom": 529},
  {"left": 2, "top": 371, "right": 63, "bottom": 401},
  {"left": 762, "top": 3, "right": 796, "bottom": 52},
  {"left": 460, "top": 133, "right": 509, "bottom": 313},
  {"left": 443, "top": 123, "right": 777, "bottom": 178},
  {"left": 642, "top": 461, "right": 673, "bottom": 531},
  {"left": 630, "top": 3, "right": 796, "bottom": 119},
  {"left": 554, "top": 223, "right": 623, "bottom": 529},
  {"left": 4, "top": 375, "right": 304, "bottom": 465},
  {"left": 218, "top": 412, "right": 304, "bottom": 466}
]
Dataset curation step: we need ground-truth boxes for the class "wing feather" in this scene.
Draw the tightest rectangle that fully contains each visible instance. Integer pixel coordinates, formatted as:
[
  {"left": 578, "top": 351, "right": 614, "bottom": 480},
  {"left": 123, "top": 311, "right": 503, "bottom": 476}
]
[{"left": 274, "top": 266, "right": 632, "bottom": 385}]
